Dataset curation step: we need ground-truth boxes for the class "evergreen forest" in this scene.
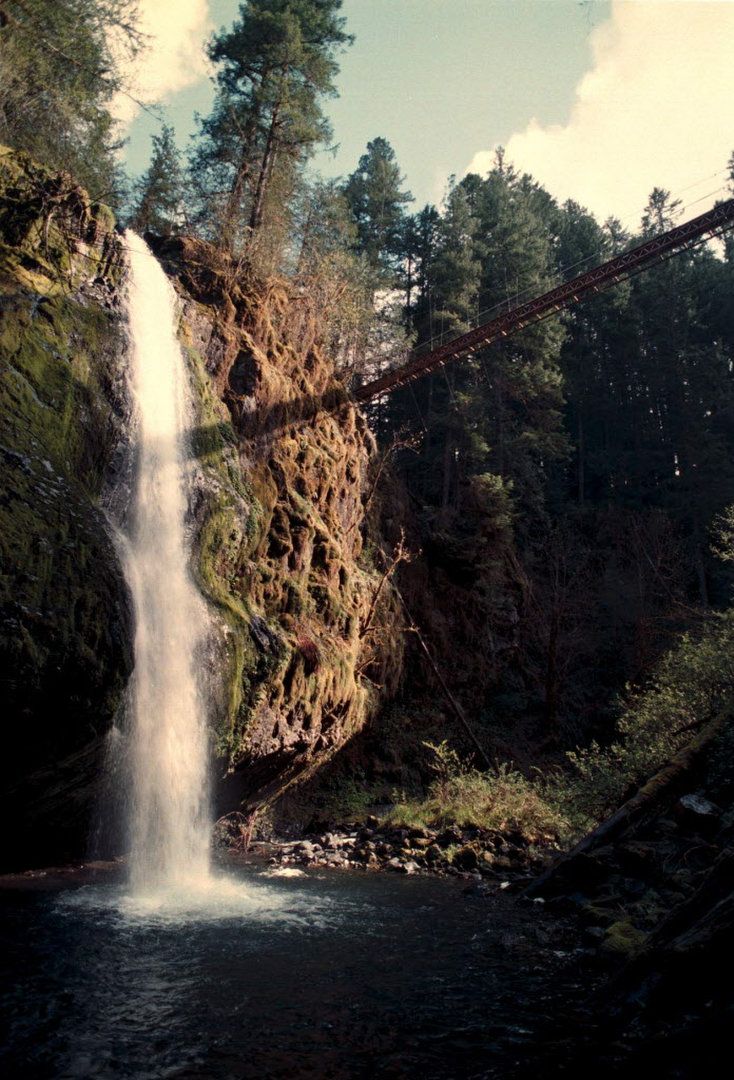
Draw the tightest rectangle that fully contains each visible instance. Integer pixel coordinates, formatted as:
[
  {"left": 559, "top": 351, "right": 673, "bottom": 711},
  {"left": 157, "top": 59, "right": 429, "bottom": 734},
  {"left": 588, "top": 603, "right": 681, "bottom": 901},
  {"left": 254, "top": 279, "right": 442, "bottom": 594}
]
[{"left": 2, "top": 3, "right": 734, "bottom": 1076}]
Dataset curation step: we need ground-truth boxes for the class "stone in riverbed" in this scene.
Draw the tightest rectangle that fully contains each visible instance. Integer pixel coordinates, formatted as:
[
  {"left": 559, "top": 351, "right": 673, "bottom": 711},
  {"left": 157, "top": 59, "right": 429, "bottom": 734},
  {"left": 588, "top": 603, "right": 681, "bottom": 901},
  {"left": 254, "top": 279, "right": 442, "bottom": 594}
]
[
  {"left": 675, "top": 793, "right": 721, "bottom": 836},
  {"left": 463, "top": 882, "right": 493, "bottom": 898},
  {"left": 602, "top": 919, "right": 647, "bottom": 956},
  {"left": 452, "top": 846, "right": 479, "bottom": 871},
  {"left": 437, "top": 826, "right": 463, "bottom": 847},
  {"left": 386, "top": 857, "right": 419, "bottom": 874}
]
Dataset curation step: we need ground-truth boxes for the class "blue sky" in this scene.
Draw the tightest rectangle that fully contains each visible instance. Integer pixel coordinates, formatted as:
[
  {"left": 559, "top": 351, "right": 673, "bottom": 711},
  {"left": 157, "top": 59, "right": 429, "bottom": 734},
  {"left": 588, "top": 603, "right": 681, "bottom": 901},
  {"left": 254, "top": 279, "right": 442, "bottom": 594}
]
[{"left": 120, "top": 1, "right": 734, "bottom": 224}]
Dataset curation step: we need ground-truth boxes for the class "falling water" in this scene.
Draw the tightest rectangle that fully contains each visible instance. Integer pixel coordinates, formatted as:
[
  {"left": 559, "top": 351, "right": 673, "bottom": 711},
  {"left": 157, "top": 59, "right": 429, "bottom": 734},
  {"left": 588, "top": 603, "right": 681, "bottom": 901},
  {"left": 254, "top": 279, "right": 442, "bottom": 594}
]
[{"left": 121, "top": 231, "right": 211, "bottom": 893}]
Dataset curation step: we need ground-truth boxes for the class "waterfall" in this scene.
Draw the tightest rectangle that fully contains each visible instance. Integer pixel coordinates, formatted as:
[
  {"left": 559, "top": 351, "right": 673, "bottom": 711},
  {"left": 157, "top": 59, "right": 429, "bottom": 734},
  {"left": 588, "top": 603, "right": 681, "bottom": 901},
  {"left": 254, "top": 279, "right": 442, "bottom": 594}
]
[{"left": 121, "top": 232, "right": 211, "bottom": 892}]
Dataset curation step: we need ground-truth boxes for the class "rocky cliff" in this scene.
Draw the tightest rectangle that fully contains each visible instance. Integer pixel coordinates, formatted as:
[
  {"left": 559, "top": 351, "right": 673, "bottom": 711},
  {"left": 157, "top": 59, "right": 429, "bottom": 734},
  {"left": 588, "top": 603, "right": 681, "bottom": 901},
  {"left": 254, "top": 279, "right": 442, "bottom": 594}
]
[
  {"left": 0, "top": 147, "right": 132, "bottom": 867},
  {"left": 0, "top": 150, "right": 403, "bottom": 868},
  {"left": 154, "top": 235, "right": 403, "bottom": 815}
]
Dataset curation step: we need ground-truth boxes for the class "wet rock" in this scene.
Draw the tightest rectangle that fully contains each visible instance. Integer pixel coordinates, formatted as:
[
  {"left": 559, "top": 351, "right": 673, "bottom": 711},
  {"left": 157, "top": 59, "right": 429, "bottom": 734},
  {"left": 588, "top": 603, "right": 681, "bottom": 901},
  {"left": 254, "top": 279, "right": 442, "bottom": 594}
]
[
  {"left": 675, "top": 793, "right": 722, "bottom": 836},
  {"left": 463, "top": 882, "right": 493, "bottom": 898},
  {"left": 437, "top": 826, "right": 463, "bottom": 848},
  {"left": 453, "top": 846, "right": 479, "bottom": 871},
  {"left": 408, "top": 826, "right": 435, "bottom": 840},
  {"left": 616, "top": 841, "right": 659, "bottom": 877}
]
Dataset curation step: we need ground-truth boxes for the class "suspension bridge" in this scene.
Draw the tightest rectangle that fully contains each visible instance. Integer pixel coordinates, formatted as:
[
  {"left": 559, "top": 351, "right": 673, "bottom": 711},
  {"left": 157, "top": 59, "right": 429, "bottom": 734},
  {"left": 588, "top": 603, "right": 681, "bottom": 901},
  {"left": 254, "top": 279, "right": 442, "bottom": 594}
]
[{"left": 354, "top": 197, "right": 734, "bottom": 404}]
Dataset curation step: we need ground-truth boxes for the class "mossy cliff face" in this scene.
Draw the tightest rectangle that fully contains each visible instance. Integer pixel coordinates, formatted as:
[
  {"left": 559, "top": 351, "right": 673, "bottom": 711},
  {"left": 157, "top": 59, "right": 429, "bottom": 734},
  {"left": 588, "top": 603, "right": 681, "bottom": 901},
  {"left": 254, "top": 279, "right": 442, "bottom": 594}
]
[
  {"left": 0, "top": 147, "right": 402, "bottom": 866},
  {"left": 152, "top": 236, "right": 403, "bottom": 814},
  {"left": 0, "top": 148, "right": 132, "bottom": 868}
]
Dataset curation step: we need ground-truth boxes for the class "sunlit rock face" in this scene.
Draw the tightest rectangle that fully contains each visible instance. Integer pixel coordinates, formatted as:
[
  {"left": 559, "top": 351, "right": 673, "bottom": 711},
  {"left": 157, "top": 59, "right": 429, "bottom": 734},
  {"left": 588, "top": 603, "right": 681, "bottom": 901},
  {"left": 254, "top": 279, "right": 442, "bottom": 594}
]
[
  {"left": 0, "top": 150, "right": 403, "bottom": 869},
  {"left": 150, "top": 235, "right": 403, "bottom": 815}
]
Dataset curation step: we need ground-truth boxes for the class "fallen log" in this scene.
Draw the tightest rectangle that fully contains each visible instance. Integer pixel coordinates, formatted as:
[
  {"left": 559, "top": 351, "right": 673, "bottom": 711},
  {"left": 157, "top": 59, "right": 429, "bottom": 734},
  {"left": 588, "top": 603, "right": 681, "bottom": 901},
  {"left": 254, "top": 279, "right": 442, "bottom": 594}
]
[{"left": 525, "top": 711, "right": 730, "bottom": 898}]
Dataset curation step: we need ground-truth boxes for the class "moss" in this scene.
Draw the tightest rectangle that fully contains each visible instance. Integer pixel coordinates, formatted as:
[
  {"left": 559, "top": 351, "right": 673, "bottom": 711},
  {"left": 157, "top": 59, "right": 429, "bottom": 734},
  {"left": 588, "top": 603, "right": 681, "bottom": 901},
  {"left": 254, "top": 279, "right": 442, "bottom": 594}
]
[
  {"left": 0, "top": 204, "right": 132, "bottom": 867},
  {"left": 182, "top": 337, "right": 288, "bottom": 764},
  {"left": 602, "top": 920, "right": 648, "bottom": 956},
  {"left": 0, "top": 147, "right": 119, "bottom": 296},
  {"left": 149, "top": 225, "right": 405, "bottom": 804}
]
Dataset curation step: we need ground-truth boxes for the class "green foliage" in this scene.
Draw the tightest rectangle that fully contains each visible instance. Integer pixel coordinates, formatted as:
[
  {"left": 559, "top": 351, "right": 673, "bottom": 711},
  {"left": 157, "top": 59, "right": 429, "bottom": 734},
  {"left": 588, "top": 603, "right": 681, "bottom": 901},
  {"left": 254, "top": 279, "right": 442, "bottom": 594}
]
[
  {"left": 376, "top": 145, "right": 734, "bottom": 760},
  {"left": 0, "top": 0, "right": 139, "bottom": 201},
  {"left": 316, "top": 774, "right": 386, "bottom": 820},
  {"left": 641, "top": 186, "right": 682, "bottom": 237},
  {"left": 550, "top": 613, "right": 734, "bottom": 831},
  {"left": 711, "top": 504, "right": 734, "bottom": 566},
  {"left": 189, "top": 0, "right": 352, "bottom": 258},
  {"left": 389, "top": 741, "right": 567, "bottom": 840},
  {"left": 292, "top": 178, "right": 376, "bottom": 365},
  {"left": 344, "top": 136, "right": 413, "bottom": 284},
  {"left": 129, "top": 124, "right": 184, "bottom": 236},
  {"left": 430, "top": 180, "right": 481, "bottom": 333}
]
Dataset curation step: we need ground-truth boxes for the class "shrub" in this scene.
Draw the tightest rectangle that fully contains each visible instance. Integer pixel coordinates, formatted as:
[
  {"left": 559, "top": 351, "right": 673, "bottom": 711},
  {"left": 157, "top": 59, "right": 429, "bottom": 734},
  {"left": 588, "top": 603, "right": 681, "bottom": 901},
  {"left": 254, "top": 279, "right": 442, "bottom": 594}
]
[
  {"left": 388, "top": 741, "right": 567, "bottom": 842},
  {"left": 550, "top": 612, "right": 734, "bottom": 831}
]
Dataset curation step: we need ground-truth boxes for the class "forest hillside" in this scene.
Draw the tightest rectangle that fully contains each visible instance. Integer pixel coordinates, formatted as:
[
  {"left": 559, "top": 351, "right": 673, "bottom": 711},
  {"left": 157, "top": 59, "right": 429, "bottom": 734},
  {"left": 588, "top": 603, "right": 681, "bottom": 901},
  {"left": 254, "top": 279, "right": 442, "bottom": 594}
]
[{"left": 2, "top": 3, "right": 734, "bottom": 1074}]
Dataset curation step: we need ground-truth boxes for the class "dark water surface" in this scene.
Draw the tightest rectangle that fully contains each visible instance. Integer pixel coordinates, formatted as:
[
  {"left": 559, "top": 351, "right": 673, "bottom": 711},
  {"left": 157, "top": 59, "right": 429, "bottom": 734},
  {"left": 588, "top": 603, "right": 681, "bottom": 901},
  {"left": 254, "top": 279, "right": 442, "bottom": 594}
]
[{"left": 0, "top": 864, "right": 590, "bottom": 1079}]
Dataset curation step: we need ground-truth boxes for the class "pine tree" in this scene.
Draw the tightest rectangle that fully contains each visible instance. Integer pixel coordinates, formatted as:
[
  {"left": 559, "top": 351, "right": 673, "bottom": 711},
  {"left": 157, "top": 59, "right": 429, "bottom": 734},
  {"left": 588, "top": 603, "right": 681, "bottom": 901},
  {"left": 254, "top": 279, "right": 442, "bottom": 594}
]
[
  {"left": 344, "top": 136, "right": 413, "bottom": 285},
  {"left": 641, "top": 186, "right": 682, "bottom": 236},
  {"left": 130, "top": 125, "right": 184, "bottom": 237},
  {"left": 462, "top": 159, "right": 567, "bottom": 516},
  {"left": 190, "top": 0, "right": 352, "bottom": 256}
]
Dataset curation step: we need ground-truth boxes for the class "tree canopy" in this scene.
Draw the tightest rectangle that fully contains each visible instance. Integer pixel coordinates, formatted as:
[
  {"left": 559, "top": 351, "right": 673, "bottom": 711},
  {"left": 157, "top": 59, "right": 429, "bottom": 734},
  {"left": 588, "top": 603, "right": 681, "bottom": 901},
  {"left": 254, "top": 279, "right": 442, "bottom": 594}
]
[
  {"left": 189, "top": 0, "right": 352, "bottom": 260},
  {"left": 0, "top": 0, "right": 140, "bottom": 199}
]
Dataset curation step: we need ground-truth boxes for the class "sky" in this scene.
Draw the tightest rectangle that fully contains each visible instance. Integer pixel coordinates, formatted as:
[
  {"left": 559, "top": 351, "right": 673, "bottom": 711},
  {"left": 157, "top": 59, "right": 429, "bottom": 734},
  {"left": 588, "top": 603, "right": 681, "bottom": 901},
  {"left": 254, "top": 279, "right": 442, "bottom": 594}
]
[{"left": 118, "top": 0, "right": 734, "bottom": 227}]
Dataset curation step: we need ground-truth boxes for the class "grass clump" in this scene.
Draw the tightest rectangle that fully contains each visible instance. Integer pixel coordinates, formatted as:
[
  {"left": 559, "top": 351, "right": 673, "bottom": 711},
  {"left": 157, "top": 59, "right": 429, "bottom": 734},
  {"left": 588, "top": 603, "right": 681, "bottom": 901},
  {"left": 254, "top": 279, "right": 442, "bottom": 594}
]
[{"left": 389, "top": 741, "right": 567, "bottom": 842}]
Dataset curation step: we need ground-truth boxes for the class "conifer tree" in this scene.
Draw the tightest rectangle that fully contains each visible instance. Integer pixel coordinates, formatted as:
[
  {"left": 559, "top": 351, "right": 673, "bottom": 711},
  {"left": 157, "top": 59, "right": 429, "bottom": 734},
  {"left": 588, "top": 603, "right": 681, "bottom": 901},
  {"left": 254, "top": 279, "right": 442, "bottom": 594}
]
[
  {"left": 130, "top": 125, "right": 184, "bottom": 236},
  {"left": 0, "top": 0, "right": 140, "bottom": 200},
  {"left": 190, "top": 0, "right": 352, "bottom": 256},
  {"left": 460, "top": 160, "right": 567, "bottom": 514},
  {"left": 344, "top": 136, "right": 413, "bottom": 285},
  {"left": 430, "top": 181, "right": 481, "bottom": 336},
  {"left": 641, "top": 186, "right": 682, "bottom": 236}
]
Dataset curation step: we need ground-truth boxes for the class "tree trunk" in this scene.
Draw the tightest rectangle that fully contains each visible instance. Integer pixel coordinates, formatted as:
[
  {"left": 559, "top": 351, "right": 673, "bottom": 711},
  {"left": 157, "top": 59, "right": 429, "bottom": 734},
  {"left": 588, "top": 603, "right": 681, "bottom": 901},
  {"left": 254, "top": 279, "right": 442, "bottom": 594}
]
[
  {"left": 525, "top": 711, "right": 729, "bottom": 898},
  {"left": 219, "top": 109, "right": 260, "bottom": 252},
  {"left": 577, "top": 410, "right": 585, "bottom": 505},
  {"left": 248, "top": 97, "right": 282, "bottom": 238},
  {"left": 545, "top": 608, "right": 559, "bottom": 733}
]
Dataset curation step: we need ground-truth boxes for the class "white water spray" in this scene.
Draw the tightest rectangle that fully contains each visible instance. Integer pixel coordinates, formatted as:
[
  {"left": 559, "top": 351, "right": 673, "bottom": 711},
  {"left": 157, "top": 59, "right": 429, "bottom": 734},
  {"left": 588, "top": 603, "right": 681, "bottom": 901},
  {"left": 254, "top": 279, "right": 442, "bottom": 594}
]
[{"left": 121, "top": 232, "right": 211, "bottom": 892}]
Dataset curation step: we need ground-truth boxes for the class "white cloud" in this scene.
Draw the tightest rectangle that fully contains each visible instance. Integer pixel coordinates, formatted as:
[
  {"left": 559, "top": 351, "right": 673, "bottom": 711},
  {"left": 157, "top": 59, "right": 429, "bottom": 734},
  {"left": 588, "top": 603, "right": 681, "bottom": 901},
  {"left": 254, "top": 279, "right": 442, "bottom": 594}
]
[
  {"left": 466, "top": 1, "right": 734, "bottom": 226},
  {"left": 111, "top": 0, "right": 213, "bottom": 127}
]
